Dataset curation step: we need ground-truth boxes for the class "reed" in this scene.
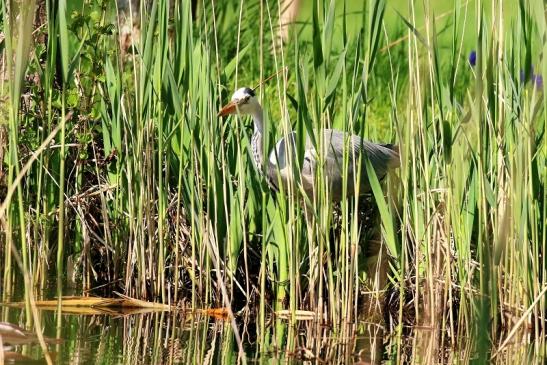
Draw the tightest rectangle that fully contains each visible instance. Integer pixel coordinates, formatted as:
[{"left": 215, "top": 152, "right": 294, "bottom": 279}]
[{"left": 0, "top": 0, "right": 545, "bottom": 362}]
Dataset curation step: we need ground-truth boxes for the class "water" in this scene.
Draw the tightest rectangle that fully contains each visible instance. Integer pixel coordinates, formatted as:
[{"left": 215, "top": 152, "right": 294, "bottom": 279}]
[
  {"left": 0, "top": 304, "right": 544, "bottom": 364},
  {"left": 1, "top": 303, "right": 386, "bottom": 364},
  {"left": 1, "top": 308, "right": 231, "bottom": 364}
]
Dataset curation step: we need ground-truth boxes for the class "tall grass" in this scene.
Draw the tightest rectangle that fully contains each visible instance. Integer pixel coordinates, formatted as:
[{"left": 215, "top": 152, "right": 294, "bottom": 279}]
[{"left": 0, "top": 0, "right": 545, "bottom": 362}]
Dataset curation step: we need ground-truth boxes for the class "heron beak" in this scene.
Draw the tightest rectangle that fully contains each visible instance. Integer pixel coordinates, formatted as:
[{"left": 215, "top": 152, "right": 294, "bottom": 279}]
[{"left": 217, "top": 101, "right": 237, "bottom": 117}]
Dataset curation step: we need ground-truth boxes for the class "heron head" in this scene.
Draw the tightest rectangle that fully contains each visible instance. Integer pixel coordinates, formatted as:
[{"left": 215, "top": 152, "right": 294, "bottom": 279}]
[{"left": 218, "top": 87, "right": 258, "bottom": 117}]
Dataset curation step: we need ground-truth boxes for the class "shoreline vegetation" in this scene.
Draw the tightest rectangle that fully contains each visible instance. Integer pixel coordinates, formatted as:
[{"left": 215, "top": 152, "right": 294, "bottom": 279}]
[{"left": 0, "top": 0, "right": 546, "bottom": 363}]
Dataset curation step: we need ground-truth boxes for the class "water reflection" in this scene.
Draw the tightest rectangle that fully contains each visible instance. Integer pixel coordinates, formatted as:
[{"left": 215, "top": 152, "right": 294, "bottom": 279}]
[
  {"left": 1, "top": 306, "right": 379, "bottom": 364},
  {"left": 1, "top": 306, "right": 544, "bottom": 364},
  {"left": 354, "top": 323, "right": 384, "bottom": 364}
]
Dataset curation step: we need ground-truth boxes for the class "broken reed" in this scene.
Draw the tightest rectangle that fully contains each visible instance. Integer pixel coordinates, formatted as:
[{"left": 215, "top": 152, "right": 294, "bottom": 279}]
[{"left": 0, "top": 0, "right": 545, "bottom": 361}]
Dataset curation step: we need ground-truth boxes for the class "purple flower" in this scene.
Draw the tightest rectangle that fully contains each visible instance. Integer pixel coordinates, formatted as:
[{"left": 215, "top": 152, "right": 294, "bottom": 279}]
[
  {"left": 468, "top": 51, "right": 476, "bottom": 66},
  {"left": 520, "top": 65, "right": 534, "bottom": 83},
  {"left": 519, "top": 65, "right": 543, "bottom": 90},
  {"left": 533, "top": 74, "right": 543, "bottom": 89}
]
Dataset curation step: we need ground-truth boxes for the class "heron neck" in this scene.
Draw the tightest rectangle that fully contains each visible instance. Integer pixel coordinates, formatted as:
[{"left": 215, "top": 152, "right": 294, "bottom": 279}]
[
  {"left": 250, "top": 105, "right": 266, "bottom": 169},
  {"left": 250, "top": 107, "right": 279, "bottom": 192},
  {"left": 251, "top": 105, "right": 264, "bottom": 135}
]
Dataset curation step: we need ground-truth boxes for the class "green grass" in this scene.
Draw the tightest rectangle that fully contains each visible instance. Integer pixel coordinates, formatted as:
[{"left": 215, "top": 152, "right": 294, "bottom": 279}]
[{"left": 0, "top": 0, "right": 546, "bottom": 362}]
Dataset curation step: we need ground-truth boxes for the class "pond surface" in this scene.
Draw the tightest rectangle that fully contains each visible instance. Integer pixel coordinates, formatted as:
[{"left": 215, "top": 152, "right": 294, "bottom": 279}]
[
  {"left": 0, "top": 303, "right": 544, "bottom": 364},
  {"left": 0, "top": 302, "right": 385, "bottom": 364}
]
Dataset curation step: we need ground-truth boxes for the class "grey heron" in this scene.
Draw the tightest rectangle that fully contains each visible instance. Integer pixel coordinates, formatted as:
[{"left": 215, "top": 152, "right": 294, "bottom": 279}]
[{"left": 218, "top": 87, "right": 399, "bottom": 200}]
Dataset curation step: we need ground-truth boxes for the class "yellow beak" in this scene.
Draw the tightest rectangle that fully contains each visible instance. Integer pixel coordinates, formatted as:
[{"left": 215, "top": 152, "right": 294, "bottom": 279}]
[{"left": 217, "top": 101, "right": 237, "bottom": 117}]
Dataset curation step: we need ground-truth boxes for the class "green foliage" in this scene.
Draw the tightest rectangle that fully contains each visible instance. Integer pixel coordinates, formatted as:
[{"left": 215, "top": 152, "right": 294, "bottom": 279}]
[{"left": 0, "top": 0, "right": 545, "bottom": 362}]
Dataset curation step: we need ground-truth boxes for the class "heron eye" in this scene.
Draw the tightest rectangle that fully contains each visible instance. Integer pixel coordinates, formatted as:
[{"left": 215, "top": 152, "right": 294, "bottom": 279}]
[{"left": 244, "top": 96, "right": 250, "bottom": 103}]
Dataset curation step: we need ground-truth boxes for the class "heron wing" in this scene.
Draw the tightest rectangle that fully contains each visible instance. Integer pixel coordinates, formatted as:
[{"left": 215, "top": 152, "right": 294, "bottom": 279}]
[
  {"left": 268, "top": 131, "right": 297, "bottom": 169},
  {"left": 267, "top": 129, "right": 398, "bottom": 197},
  {"left": 304, "top": 129, "right": 399, "bottom": 195},
  {"left": 268, "top": 132, "right": 316, "bottom": 195}
]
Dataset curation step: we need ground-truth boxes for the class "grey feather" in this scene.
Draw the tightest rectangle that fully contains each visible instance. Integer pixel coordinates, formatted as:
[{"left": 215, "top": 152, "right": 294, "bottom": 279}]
[{"left": 267, "top": 129, "right": 399, "bottom": 199}]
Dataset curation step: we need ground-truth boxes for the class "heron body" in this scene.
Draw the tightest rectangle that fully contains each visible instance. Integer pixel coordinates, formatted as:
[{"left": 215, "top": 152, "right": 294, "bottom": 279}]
[{"left": 219, "top": 87, "right": 399, "bottom": 200}]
